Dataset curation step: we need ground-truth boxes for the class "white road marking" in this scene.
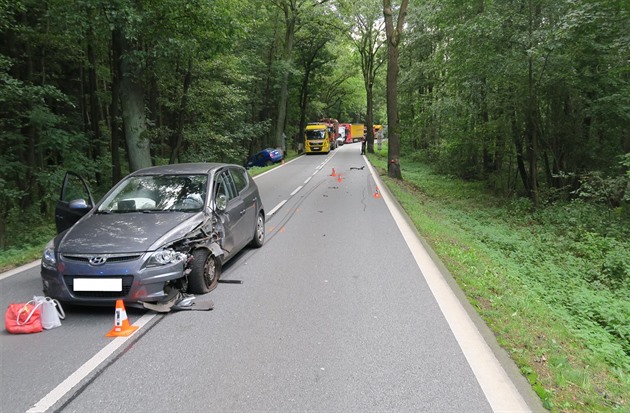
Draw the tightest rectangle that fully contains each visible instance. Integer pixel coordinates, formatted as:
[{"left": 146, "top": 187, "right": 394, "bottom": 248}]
[
  {"left": 10, "top": 151, "right": 351, "bottom": 413},
  {"left": 0, "top": 260, "right": 41, "bottom": 280},
  {"left": 267, "top": 200, "right": 287, "bottom": 218},
  {"left": 26, "top": 312, "right": 156, "bottom": 413},
  {"left": 263, "top": 152, "right": 336, "bottom": 219},
  {"left": 366, "top": 162, "right": 532, "bottom": 413}
]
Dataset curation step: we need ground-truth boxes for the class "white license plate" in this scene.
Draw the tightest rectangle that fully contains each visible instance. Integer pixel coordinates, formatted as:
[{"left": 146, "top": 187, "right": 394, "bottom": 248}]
[{"left": 73, "top": 278, "right": 122, "bottom": 292}]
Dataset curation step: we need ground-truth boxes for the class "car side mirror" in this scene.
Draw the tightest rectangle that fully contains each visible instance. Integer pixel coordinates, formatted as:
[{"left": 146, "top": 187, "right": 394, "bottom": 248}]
[
  {"left": 216, "top": 194, "right": 228, "bottom": 212},
  {"left": 69, "top": 199, "right": 91, "bottom": 210}
]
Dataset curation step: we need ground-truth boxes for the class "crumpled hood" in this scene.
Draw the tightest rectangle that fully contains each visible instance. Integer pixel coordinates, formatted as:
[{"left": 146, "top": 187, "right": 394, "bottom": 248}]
[{"left": 58, "top": 211, "right": 205, "bottom": 254}]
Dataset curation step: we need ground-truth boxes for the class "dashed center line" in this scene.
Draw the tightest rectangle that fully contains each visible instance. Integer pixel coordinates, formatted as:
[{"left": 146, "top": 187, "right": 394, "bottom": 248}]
[
  {"left": 267, "top": 200, "right": 287, "bottom": 218},
  {"left": 267, "top": 154, "right": 334, "bottom": 218},
  {"left": 290, "top": 186, "right": 303, "bottom": 196}
]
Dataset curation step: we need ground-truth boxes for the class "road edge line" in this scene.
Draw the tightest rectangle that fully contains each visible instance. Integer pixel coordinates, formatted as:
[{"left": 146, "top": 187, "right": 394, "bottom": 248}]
[
  {"left": 26, "top": 312, "right": 157, "bottom": 413},
  {"left": 366, "top": 161, "right": 543, "bottom": 413},
  {"left": 0, "top": 260, "right": 41, "bottom": 280}
]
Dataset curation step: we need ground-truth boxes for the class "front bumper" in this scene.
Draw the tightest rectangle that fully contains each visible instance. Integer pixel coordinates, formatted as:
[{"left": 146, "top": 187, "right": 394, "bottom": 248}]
[{"left": 41, "top": 254, "right": 186, "bottom": 308}]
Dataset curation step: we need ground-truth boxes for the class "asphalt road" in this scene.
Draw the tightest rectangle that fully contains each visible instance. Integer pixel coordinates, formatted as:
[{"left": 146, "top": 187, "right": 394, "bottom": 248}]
[{"left": 0, "top": 143, "right": 544, "bottom": 412}]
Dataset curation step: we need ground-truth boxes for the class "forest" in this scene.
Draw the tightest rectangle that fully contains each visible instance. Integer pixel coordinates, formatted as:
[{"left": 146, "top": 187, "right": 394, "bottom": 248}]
[
  {"left": 1, "top": 1, "right": 629, "bottom": 410},
  {"left": 1, "top": 0, "right": 628, "bottom": 248}
]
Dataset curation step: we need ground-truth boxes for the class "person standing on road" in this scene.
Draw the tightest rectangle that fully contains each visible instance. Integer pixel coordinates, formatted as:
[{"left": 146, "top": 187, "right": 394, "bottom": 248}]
[{"left": 360, "top": 136, "right": 366, "bottom": 155}]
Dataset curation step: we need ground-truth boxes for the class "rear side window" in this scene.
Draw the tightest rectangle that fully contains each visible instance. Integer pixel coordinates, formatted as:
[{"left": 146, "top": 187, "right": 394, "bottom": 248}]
[{"left": 230, "top": 168, "right": 248, "bottom": 194}]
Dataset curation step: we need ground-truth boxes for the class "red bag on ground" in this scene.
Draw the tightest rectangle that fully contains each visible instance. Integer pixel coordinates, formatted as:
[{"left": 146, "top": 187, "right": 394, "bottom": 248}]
[{"left": 5, "top": 301, "right": 43, "bottom": 334}]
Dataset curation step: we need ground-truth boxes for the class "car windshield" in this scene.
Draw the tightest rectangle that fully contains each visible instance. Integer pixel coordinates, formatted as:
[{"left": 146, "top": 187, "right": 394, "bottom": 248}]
[
  {"left": 305, "top": 130, "right": 325, "bottom": 140},
  {"left": 97, "top": 174, "right": 208, "bottom": 213}
]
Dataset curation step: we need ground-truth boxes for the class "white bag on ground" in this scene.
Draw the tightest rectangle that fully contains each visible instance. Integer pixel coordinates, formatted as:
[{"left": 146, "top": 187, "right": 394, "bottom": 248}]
[{"left": 33, "top": 296, "right": 65, "bottom": 329}]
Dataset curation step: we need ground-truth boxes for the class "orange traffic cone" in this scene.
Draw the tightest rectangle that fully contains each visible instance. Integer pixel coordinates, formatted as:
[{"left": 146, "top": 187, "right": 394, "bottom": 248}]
[
  {"left": 106, "top": 299, "right": 139, "bottom": 337},
  {"left": 373, "top": 186, "right": 381, "bottom": 199},
  {"left": 337, "top": 174, "right": 342, "bottom": 183},
  {"left": 331, "top": 168, "right": 336, "bottom": 177}
]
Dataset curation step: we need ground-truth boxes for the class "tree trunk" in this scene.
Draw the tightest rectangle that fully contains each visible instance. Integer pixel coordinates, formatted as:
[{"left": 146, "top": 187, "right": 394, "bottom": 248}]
[
  {"left": 116, "top": 32, "right": 151, "bottom": 171},
  {"left": 22, "top": 33, "right": 37, "bottom": 208},
  {"left": 383, "top": 0, "right": 408, "bottom": 180},
  {"left": 87, "top": 30, "right": 102, "bottom": 185},
  {"left": 111, "top": 29, "right": 123, "bottom": 183},
  {"left": 366, "top": 82, "right": 374, "bottom": 153},
  {"left": 511, "top": 111, "right": 530, "bottom": 194},
  {"left": 259, "top": 17, "right": 280, "bottom": 148},
  {"left": 525, "top": 0, "right": 539, "bottom": 207},
  {"left": 299, "top": 66, "right": 311, "bottom": 152},
  {"left": 169, "top": 58, "right": 193, "bottom": 164},
  {"left": 274, "top": 1, "right": 297, "bottom": 150}
]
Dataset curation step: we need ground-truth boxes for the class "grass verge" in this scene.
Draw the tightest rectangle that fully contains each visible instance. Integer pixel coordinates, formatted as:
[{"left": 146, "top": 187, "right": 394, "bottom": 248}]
[
  {"left": 0, "top": 224, "right": 54, "bottom": 273},
  {"left": 367, "top": 149, "right": 629, "bottom": 412}
]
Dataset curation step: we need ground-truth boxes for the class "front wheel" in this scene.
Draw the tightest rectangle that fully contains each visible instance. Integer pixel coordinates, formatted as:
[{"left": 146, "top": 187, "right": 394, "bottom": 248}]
[
  {"left": 250, "top": 212, "right": 265, "bottom": 248},
  {"left": 187, "top": 249, "right": 220, "bottom": 294}
]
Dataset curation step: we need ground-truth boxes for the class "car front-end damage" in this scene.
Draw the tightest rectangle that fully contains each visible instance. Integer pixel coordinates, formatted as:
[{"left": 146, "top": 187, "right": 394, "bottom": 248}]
[
  {"left": 41, "top": 217, "right": 227, "bottom": 310},
  {"left": 42, "top": 164, "right": 260, "bottom": 311}
]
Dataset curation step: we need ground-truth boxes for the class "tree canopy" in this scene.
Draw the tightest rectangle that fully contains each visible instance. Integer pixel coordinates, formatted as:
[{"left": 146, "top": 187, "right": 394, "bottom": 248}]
[
  {"left": 399, "top": 0, "right": 629, "bottom": 206},
  {"left": 0, "top": 0, "right": 628, "bottom": 248}
]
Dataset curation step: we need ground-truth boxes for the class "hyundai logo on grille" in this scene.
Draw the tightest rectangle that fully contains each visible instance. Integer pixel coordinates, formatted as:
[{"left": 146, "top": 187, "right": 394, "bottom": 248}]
[{"left": 89, "top": 256, "right": 107, "bottom": 266}]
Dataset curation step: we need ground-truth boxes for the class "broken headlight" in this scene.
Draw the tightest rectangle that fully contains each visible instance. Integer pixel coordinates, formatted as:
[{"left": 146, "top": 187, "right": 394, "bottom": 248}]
[
  {"left": 148, "top": 248, "right": 186, "bottom": 267},
  {"left": 41, "top": 239, "right": 57, "bottom": 271}
]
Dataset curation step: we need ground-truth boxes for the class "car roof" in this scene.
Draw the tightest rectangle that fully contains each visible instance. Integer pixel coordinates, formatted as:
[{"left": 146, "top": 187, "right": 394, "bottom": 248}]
[{"left": 129, "top": 163, "right": 239, "bottom": 176}]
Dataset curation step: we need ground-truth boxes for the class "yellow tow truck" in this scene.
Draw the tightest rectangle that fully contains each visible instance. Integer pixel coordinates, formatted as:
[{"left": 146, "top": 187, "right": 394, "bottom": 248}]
[{"left": 304, "top": 123, "right": 332, "bottom": 154}]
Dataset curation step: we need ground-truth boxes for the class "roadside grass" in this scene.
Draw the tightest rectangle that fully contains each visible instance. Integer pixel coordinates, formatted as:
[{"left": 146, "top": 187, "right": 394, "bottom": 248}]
[
  {"left": 2, "top": 149, "right": 627, "bottom": 411},
  {"left": 367, "top": 149, "right": 630, "bottom": 412},
  {"left": 0, "top": 223, "right": 54, "bottom": 272}
]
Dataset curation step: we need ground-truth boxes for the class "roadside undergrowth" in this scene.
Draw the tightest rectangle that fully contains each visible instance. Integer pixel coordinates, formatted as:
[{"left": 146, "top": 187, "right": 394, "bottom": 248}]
[
  {"left": 0, "top": 223, "right": 54, "bottom": 272},
  {"left": 368, "top": 150, "right": 630, "bottom": 412}
]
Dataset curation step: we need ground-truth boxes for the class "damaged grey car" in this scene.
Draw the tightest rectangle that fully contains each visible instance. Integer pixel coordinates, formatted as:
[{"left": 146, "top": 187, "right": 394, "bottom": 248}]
[{"left": 40, "top": 163, "right": 265, "bottom": 308}]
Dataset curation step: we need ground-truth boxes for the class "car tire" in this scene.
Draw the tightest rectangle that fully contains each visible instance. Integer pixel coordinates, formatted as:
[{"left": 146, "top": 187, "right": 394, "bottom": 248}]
[
  {"left": 188, "top": 249, "right": 220, "bottom": 294},
  {"left": 250, "top": 212, "right": 265, "bottom": 248},
  {"left": 265, "top": 160, "right": 273, "bottom": 166}
]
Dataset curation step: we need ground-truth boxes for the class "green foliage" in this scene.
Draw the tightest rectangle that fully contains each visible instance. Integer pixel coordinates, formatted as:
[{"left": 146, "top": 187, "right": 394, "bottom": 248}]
[
  {"left": 0, "top": 236, "right": 53, "bottom": 273},
  {"left": 0, "top": 43, "right": 92, "bottom": 247},
  {"left": 368, "top": 151, "right": 630, "bottom": 410},
  {"left": 572, "top": 171, "right": 629, "bottom": 209},
  {"left": 400, "top": 0, "right": 630, "bottom": 203}
]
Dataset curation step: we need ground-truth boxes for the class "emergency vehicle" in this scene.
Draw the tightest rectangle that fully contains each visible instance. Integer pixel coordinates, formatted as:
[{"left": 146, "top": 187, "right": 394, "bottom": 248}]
[{"left": 304, "top": 123, "right": 332, "bottom": 154}]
